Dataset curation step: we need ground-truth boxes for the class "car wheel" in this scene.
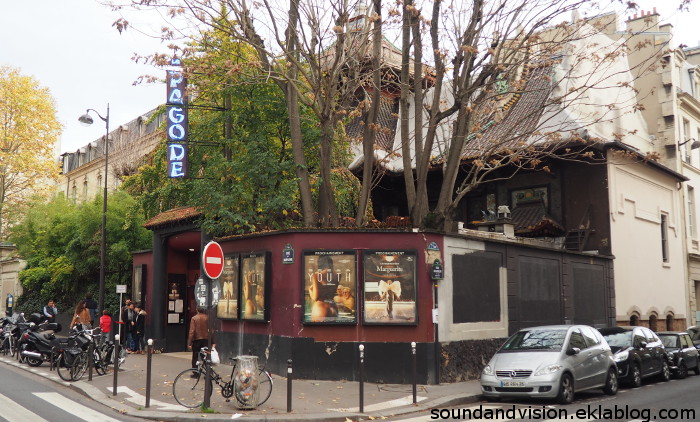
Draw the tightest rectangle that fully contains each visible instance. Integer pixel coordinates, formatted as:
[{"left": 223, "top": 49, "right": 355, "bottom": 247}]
[
  {"left": 677, "top": 362, "right": 688, "bottom": 379},
  {"left": 603, "top": 367, "right": 618, "bottom": 395},
  {"left": 556, "top": 373, "right": 575, "bottom": 404},
  {"left": 659, "top": 361, "right": 670, "bottom": 382},
  {"left": 629, "top": 364, "right": 642, "bottom": 388}
]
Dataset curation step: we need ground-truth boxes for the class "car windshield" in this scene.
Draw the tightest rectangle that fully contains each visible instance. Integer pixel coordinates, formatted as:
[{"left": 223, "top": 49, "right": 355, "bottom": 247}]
[
  {"left": 658, "top": 335, "right": 679, "bottom": 349},
  {"left": 500, "top": 329, "right": 568, "bottom": 351},
  {"left": 601, "top": 331, "right": 633, "bottom": 348},
  {"left": 687, "top": 327, "right": 700, "bottom": 342}
]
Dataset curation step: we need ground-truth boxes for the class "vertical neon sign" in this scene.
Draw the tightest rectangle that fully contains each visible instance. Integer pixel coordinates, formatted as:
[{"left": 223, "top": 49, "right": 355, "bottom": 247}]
[{"left": 167, "top": 58, "right": 188, "bottom": 178}]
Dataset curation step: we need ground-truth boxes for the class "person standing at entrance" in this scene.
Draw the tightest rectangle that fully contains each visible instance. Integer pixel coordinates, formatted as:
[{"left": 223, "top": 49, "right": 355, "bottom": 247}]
[
  {"left": 85, "top": 292, "right": 98, "bottom": 326},
  {"left": 188, "top": 307, "right": 208, "bottom": 369}
]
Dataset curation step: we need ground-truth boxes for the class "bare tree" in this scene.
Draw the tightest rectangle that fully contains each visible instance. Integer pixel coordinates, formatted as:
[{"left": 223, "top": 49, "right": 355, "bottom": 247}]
[{"left": 109, "top": 0, "right": 675, "bottom": 231}]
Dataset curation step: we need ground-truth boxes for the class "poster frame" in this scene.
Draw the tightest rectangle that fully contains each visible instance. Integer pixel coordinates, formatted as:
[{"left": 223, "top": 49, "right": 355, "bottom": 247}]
[
  {"left": 301, "top": 249, "right": 358, "bottom": 325},
  {"left": 361, "top": 249, "right": 418, "bottom": 326}
]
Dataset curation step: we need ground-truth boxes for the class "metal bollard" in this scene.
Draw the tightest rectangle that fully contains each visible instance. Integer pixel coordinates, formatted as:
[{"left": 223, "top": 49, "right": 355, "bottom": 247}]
[
  {"left": 411, "top": 342, "right": 417, "bottom": 404},
  {"left": 113, "top": 334, "right": 120, "bottom": 396},
  {"left": 88, "top": 341, "right": 94, "bottom": 381},
  {"left": 146, "top": 339, "right": 153, "bottom": 408},
  {"left": 50, "top": 346, "right": 56, "bottom": 372},
  {"left": 287, "top": 359, "right": 293, "bottom": 412},
  {"left": 359, "top": 344, "right": 364, "bottom": 413}
]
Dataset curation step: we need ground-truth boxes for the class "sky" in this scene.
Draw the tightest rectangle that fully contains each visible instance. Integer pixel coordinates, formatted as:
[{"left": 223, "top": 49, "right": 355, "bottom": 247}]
[{"left": 0, "top": 1, "right": 698, "bottom": 156}]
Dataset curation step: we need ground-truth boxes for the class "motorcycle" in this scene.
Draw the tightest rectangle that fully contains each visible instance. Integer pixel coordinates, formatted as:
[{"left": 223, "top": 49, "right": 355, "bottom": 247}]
[{"left": 19, "top": 313, "right": 62, "bottom": 367}]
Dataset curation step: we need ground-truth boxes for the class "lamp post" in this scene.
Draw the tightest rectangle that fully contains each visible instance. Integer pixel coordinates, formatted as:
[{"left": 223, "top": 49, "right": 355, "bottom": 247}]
[{"left": 78, "top": 104, "right": 110, "bottom": 313}]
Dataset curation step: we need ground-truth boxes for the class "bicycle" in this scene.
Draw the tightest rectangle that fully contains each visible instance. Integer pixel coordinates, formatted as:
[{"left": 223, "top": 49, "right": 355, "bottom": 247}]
[{"left": 172, "top": 347, "right": 273, "bottom": 409}]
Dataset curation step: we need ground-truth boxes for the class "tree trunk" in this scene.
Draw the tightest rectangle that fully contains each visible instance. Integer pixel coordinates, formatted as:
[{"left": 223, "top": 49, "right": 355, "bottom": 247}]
[{"left": 355, "top": 0, "right": 383, "bottom": 226}]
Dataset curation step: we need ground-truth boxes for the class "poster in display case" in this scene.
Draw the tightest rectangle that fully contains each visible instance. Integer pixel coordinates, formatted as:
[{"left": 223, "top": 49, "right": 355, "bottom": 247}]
[
  {"left": 240, "top": 252, "right": 270, "bottom": 321},
  {"left": 217, "top": 254, "right": 240, "bottom": 320},
  {"left": 362, "top": 250, "right": 417, "bottom": 325},
  {"left": 302, "top": 250, "right": 357, "bottom": 324}
]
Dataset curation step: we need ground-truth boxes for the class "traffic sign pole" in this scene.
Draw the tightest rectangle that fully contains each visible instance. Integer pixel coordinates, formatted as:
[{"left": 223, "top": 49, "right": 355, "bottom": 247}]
[{"left": 201, "top": 241, "right": 223, "bottom": 409}]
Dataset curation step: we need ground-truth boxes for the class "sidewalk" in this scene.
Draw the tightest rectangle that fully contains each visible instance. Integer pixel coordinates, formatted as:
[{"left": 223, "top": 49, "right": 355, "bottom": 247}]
[{"left": 1, "top": 350, "right": 483, "bottom": 421}]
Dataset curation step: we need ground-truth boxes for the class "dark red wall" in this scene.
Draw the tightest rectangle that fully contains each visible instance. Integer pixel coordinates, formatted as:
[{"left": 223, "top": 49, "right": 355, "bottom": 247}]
[{"left": 217, "top": 231, "right": 441, "bottom": 343}]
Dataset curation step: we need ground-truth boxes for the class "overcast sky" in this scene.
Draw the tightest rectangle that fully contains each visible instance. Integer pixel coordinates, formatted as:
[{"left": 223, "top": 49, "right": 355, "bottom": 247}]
[{"left": 0, "top": 1, "right": 697, "bottom": 156}]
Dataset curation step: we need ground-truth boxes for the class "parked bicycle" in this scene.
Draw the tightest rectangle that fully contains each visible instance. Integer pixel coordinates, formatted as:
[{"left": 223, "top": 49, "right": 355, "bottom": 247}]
[{"left": 172, "top": 347, "right": 273, "bottom": 409}]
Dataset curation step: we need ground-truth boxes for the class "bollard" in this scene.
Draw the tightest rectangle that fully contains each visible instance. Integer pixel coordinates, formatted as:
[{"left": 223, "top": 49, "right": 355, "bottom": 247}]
[
  {"left": 88, "top": 340, "right": 94, "bottom": 381},
  {"left": 145, "top": 339, "right": 153, "bottom": 408},
  {"left": 287, "top": 359, "right": 293, "bottom": 413},
  {"left": 359, "top": 344, "right": 364, "bottom": 413},
  {"left": 411, "top": 342, "right": 417, "bottom": 404},
  {"left": 113, "top": 334, "right": 120, "bottom": 396}
]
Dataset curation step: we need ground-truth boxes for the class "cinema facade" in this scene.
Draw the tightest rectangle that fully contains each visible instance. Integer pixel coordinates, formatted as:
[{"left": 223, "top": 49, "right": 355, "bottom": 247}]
[{"left": 134, "top": 206, "right": 614, "bottom": 384}]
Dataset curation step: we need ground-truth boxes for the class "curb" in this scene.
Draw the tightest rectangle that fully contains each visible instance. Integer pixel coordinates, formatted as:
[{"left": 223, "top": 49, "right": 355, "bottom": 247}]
[{"left": 1, "top": 356, "right": 484, "bottom": 421}]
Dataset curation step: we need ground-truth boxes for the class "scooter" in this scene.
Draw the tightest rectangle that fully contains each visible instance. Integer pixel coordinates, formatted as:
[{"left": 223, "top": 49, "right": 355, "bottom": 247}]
[{"left": 19, "top": 313, "right": 61, "bottom": 367}]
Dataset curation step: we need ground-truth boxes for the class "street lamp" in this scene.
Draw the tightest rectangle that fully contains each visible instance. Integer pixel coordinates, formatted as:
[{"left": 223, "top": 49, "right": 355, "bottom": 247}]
[{"left": 78, "top": 104, "right": 110, "bottom": 313}]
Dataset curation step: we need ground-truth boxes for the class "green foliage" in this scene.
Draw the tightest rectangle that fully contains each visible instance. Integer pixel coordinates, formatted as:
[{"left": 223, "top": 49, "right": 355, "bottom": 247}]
[
  {"left": 8, "top": 192, "right": 151, "bottom": 314},
  {"left": 122, "top": 30, "right": 323, "bottom": 236}
]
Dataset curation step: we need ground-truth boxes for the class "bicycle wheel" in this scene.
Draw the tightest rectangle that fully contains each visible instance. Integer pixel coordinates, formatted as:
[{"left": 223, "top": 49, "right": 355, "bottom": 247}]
[
  {"left": 0, "top": 337, "right": 9, "bottom": 355},
  {"left": 173, "top": 368, "right": 207, "bottom": 408},
  {"left": 256, "top": 368, "right": 273, "bottom": 406},
  {"left": 71, "top": 352, "right": 89, "bottom": 381},
  {"left": 56, "top": 354, "right": 74, "bottom": 382},
  {"left": 9, "top": 336, "right": 16, "bottom": 357},
  {"left": 93, "top": 349, "right": 107, "bottom": 376}
]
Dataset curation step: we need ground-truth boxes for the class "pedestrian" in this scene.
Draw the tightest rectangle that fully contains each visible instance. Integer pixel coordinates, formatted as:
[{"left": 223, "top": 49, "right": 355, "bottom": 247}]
[
  {"left": 99, "top": 309, "right": 112, "bottom": 346},
  {"left": 42, "top": 299, "right": 58, "bottom": 323},
  {"left": 119, "top": 298, "right": 132, "bottom": 348},
  {"left": 133, "top": 303, "right": 147, "bottom": 354},
  {"left": 187, "top": 307, "right": 209, "bottom": 369},
  {"left": 85, "top": 292, "right": 98, "bottom": 326},
  {"left": 70, "top": 300, "right": 92, "bottom": 330},
  {"left": 125, "top": 302, "right": 137, "bottom": 352}
]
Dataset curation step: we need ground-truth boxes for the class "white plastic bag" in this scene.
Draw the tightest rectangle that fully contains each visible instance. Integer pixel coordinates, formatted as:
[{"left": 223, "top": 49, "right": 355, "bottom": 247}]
[{"left": 210, "top": 347, "right": 220, "bottom": 365}]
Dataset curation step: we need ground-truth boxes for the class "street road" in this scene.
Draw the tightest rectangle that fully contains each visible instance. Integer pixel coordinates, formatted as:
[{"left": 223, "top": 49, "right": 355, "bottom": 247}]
[
  {"left": 387, "top": 374, "right": 700, "bottom": 421},
  {"left": 0, "top": 363, "right": 140, "bottom": 422}
]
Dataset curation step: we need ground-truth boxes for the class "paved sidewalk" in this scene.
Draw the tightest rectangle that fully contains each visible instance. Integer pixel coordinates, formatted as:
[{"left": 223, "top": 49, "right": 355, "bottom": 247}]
[{"left": 1, "top": 351, "right": 483, "bottom": 421}]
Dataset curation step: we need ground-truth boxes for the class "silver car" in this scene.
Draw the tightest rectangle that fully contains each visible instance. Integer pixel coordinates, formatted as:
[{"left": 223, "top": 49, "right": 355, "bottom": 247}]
[{"left": 480, "top": 325, "right": 618, "bottom": 404}]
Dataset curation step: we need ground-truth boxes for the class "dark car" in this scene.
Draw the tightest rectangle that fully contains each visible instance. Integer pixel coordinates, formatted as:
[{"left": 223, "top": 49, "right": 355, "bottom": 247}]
[
  {"left": 598, "top": 326, "right": 669, "bottom": 387},
  {"left": 657, "top": 331, "right": 700, "bottom": 378},
  {"left": 685, "top": 326, "right": 700, "bottom": 349}
]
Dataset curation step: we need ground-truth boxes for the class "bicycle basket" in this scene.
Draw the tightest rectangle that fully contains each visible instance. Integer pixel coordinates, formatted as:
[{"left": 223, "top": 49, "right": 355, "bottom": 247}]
[{"left": 62, "top": 348, "right": 82, "bottom": 366}]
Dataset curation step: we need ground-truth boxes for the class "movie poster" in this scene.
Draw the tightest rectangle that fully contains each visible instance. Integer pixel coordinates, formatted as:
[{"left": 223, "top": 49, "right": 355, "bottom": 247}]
[
  {"left": 216, "top": 254, "right": 239, "bottom": 320},
  {"left": 302, "top": 250, "right": 357, "bottom": 324},
  {"left": 363, "top": 250, "right": 417, "bottom": 325},
  {"left": 240, "top": 252, "right": 270, "bottom": 321}
]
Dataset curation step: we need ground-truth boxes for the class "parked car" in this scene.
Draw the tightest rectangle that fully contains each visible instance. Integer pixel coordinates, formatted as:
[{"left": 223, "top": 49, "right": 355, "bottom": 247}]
[
  {"left": 657, "top": 331, "right": 700, "bottom": 379},
  {"left": 480, "top": 325, "right": 617, "bottom": 404},
  {"left": 597, "top": 326, "right": 669, "bottom": 387},
  {"left": 684, "top": 326, "right": 700, "bottom": 349}
]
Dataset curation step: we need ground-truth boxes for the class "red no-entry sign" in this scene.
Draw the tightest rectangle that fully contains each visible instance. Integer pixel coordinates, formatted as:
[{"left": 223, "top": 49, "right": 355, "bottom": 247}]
[{"left": 202, "top": 241, "right": 224, "bottom": 279}]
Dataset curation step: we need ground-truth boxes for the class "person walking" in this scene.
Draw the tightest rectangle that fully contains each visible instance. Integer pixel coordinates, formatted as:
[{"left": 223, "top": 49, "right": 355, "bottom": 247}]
[
  {"left": 187, "top": 307, "right": 209, "bottom": 369},
  {"left": 85, "top": 292, "right": 98, "bottom": 327},
  {"left": 133, "top": 304, "right": 147, "bottom": 354},
  {"left": 70, "top": 301, "right": 91, "bottom": 330},
  {"left": 118, "top": 298, "right": 133, "bottom": 347},
  {"left": 42, "top": 300, "right": 58, "bottom": 323}
]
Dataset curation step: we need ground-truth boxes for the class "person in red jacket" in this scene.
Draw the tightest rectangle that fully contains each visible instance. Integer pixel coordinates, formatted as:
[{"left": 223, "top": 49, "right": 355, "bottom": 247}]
[{"left": 99, "top": 310, "right": 112, "bottom": 346}]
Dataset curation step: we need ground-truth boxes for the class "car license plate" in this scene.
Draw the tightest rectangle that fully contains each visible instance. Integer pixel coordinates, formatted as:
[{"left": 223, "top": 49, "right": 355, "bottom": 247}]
[{"left": 501, "top": 380, "right": 526, "bottom": 387}]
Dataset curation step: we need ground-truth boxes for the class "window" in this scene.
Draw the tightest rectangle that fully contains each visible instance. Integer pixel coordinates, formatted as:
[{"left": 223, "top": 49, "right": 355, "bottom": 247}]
[
  {"left": 568, "top": 330, "right": 587, "bottom": 350},
  {"left": 649, "top": 315, "right": 658, "bottom": 332},
  {"left": 580, "top": 326, "right": 601, "bottom": 347},
  {"left": 683, "top": 119, "right": 691, "bottom": 163},
  {"left": 689, "top": 187, "right": 697, "bottom": 238},
  {"left": 661, "top": 214, "right": 669, "bottom": 263},
  {"left": 630, "top": 314, "right": 639, "bottom": 326},
  {"left": 666, "top": 314, "right": 674, "bottom": 331},
  {"left": 83, "top": 180, "right": 88, "bottom": 199}
]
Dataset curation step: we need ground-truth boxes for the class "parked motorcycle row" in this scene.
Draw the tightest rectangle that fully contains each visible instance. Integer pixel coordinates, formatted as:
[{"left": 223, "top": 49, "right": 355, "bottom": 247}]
[{"left": 1, "top": 312, "right": 125, "bottom": 379}]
